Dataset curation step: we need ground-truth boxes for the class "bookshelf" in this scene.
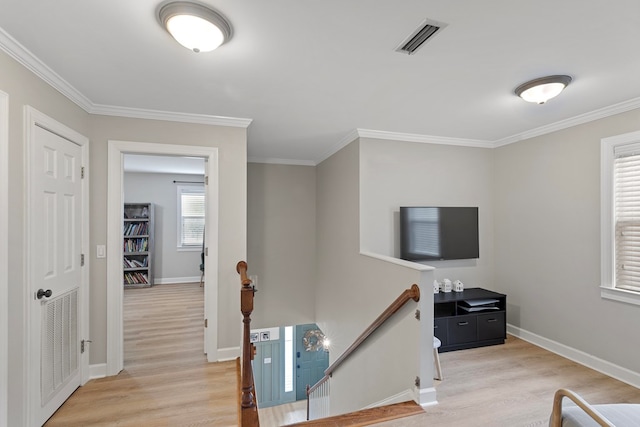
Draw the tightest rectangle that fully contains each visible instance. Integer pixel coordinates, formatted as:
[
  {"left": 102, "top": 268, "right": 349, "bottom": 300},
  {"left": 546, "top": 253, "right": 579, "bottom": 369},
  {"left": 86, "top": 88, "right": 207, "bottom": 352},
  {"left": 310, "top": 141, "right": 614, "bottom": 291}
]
[{"left": 123, "top": 203, "right": 154, "bottom": 288}]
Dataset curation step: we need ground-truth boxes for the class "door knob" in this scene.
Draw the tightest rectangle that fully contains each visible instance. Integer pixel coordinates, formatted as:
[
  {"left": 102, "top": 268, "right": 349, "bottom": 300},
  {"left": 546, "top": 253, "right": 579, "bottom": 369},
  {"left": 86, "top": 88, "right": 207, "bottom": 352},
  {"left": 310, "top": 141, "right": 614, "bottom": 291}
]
[{"left": 37, "top": 289, "right": 52, "bottom": 299}]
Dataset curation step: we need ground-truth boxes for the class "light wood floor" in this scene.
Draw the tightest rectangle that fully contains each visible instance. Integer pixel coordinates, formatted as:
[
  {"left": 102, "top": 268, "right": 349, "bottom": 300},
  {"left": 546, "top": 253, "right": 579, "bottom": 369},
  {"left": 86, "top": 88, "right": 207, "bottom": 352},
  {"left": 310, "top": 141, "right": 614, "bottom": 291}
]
[
  {"left": 45, "top": 284, "right": 640, "bottom": 426},
  {"left": 45, "top": 282, "right": 238, "bottom": 427},
  {"left": 372, "top": 335, "right": 640, "bottom": 427}
]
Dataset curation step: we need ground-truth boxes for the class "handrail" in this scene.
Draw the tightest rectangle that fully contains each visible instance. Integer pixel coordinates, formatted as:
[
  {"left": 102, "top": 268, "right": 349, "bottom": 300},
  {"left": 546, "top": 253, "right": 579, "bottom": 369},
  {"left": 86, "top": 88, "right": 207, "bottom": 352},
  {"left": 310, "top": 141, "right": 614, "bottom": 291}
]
[
  {"left": 237, "top": 261, "right": 260, "bottom": 427},
  {"left": 307, "top": 284, "right": 420, "bottom": 410},
  {"left": 550, "top": 389, "right": 614, "bottom": 427}
]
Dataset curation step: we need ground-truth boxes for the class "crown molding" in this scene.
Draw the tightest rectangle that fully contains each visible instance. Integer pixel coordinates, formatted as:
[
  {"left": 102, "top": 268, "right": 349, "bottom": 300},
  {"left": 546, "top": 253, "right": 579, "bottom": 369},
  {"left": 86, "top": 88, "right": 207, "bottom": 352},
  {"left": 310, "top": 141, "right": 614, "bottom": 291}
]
[
  {"left": 314, "top": 129, "right": 360, "bottom": 165},
  {"left": 494, "top": 97, "right": 640, "bottom": 147},
  {"left": 356, "top": 129, "right": 493, "bottom": 148},
  {"left": 0, "top": 26, "right": 93, "bottom": 111},
  {"left": 247, "top": 156, "right": 315, "bottom": 166},
  {"left": 0, "top": 26, "right": 252, "bottom": 129},
  {"left": 3, "top": 25, "right": 640, "bottom": 163},
  {"left": 90, "top": 104, "right": 252, "bottom": 128}
]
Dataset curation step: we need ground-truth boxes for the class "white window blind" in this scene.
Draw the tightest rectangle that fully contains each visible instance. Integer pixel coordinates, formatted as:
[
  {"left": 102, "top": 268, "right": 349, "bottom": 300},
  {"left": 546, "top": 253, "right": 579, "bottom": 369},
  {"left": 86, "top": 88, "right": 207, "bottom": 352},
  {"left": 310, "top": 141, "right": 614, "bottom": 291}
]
[
  {"left": 614, "top": 152, "right": 640, "bottom": 292},
  {"left": 177, "top": 185, "right": 204, "bottom": 247}
]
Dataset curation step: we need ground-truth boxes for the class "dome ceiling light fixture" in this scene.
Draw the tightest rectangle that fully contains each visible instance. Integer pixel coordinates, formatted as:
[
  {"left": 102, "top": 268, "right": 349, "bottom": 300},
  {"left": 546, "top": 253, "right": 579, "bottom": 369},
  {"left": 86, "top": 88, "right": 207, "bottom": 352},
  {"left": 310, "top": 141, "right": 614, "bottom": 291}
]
[
  {"left": 514, "top": 75, "right": 572, "bottom": 104},
  {"left": 158, "top": 1, "right": 232, "bottom": 53}
]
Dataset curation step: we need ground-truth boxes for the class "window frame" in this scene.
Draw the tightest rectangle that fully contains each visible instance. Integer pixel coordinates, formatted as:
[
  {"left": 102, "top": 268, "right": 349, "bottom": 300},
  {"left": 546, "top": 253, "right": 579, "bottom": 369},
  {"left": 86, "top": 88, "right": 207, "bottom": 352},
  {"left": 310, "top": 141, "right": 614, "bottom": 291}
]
[
  {"left": 601, "top": 130, "right": 640, "bottom": 306},
  {"left": 176, "top": 184, "right": 205, "bottom": 251}
]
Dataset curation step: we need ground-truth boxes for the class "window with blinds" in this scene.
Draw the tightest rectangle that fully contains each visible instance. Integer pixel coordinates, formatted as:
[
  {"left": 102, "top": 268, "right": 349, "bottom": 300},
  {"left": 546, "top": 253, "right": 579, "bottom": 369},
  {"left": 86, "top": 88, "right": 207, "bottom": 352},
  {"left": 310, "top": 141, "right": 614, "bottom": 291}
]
[
  {"left": 614, "top": 152, "right": 640, "bottom": 292},
  {"left": 177, "top": 185, "right": 205, "bottom": 248}
]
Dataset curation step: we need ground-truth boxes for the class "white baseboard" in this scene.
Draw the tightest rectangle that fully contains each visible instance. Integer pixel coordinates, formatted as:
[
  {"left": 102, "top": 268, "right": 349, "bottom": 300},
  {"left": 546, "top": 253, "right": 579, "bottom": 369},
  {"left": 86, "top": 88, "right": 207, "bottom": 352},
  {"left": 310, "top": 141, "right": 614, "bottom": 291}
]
[
  {"left": 363, "top": 389, "right": 415, "bottom": 409},
  {"left": 363, "top": 386, "right": 437, "bottom": 410},
  {"left": 89, "top": 363, "right": 107, "bottom": 380},
  {"left": 217, "top": 346, "right": 241, "bottom": 362},
  {"left": 417, "top": 387, "right": 438, "bottom": 408},
  {"left": 507, "top": 324, "right": 640, "bottom": 389},
  {"left": 154, "top": 276, "right": 201, "bottom": 285}
]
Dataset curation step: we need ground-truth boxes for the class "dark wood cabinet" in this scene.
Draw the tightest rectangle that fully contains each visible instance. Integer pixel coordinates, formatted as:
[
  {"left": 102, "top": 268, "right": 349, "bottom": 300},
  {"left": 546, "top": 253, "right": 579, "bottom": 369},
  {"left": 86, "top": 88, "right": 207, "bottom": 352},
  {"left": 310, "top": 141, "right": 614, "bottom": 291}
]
[{"left": 434, "top": 288, "right": 506, "bottom": 352}]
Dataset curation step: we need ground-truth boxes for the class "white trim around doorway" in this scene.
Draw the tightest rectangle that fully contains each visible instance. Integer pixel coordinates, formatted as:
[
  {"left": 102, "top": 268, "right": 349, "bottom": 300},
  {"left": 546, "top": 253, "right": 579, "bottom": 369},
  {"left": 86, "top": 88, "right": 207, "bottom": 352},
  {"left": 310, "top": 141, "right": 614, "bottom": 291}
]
[{"left": 106, "top": 141, "right": 219, "bottom": 376}]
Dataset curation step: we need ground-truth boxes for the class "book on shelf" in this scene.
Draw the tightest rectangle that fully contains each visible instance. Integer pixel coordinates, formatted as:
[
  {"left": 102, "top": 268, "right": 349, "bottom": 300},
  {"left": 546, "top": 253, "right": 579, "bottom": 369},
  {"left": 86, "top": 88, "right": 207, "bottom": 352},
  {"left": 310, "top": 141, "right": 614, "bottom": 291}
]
[
  {"left": 124, "top": 272, "right": 149, "bottom": 284},
  {"left": 123, "top": 238, "right": 148, "bottom": 252},
  {"left": 123, "top": 222, "right": 149, "bottom": 236},
  {"left": 123, "top": 257, "right": 148, "bottom": 268}
]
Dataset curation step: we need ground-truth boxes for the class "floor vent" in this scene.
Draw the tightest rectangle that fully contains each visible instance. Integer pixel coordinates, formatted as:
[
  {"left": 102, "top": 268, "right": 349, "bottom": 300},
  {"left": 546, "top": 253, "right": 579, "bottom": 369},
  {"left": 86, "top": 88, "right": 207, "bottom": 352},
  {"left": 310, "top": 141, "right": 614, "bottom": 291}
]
[{"left": 396, "top": 18, "right": 448, "bottom": 55}]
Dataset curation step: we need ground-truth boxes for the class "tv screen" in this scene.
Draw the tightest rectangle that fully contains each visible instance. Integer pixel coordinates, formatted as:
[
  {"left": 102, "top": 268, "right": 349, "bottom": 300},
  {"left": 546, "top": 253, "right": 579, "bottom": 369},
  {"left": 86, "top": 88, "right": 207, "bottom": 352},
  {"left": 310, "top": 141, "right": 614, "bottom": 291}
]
[{"left": 400, "top": 207, "right": 479, "bottom": 261}]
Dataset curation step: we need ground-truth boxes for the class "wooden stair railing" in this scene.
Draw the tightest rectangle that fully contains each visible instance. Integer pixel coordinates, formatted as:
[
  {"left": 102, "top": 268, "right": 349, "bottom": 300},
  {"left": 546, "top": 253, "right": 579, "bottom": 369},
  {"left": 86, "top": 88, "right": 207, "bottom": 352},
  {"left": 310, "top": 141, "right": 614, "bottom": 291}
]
[
  {"left": 306, "top": 284, "right": 420, "bottom": 420},
  {"left": 237, "top": 261, "right": 260, "bottom": 427}
]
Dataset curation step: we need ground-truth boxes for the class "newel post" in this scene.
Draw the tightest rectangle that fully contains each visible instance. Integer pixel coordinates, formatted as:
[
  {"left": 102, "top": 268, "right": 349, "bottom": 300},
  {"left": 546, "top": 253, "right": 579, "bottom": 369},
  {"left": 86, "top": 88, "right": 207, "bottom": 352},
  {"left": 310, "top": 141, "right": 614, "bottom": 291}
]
[{"left": 237, "top": 261, "right": 259, "bottom": 426}]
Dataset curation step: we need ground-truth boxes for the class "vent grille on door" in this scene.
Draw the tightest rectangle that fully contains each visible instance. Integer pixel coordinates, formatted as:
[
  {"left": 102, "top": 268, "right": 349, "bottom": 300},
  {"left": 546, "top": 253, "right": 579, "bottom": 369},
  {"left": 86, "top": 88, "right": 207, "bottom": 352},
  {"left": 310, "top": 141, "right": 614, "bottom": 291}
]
[
  {"left": 396, "top": 18, "right": 448, "bottom": 55},
  {"left": 41, "top": 288, "right": 78, "bottom": 404}
]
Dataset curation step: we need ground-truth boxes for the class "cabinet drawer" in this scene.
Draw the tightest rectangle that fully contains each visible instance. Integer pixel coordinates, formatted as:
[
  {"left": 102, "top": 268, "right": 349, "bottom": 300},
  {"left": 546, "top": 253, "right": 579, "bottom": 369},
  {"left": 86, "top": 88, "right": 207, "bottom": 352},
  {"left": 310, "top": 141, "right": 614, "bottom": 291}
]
[
  {"left": 477, "top": 312, "right": 505, "bottom": 341},
  {"left": 434, "top": 318, "right": 448, "bottom": 347},
  {"left": 447, "top": 315, "right": 477, "bottom": 344}
]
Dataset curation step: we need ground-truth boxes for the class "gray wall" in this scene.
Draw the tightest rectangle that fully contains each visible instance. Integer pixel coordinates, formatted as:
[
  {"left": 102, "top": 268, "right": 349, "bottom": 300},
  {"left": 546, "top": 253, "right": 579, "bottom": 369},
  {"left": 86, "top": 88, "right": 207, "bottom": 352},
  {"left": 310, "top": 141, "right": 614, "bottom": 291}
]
[
  {"left": 89, "top": 115, "right": 247, "bottom": 361},
  {"left": 247, "top": 163, "right": 317, "bottom": 328},
  {"left": 315, "top": 141, "right": 432, "bottom": 414},
  {"left": 1, "top": 48, "right": 247, "bottom": 425},
  {"left": 494, "top": 108, "right": 640, "bottom": 374},
  {"left": 124, "top": 172, "right": 203, "bottom": 283},
  {"left": 1, "top": 49, "right": 90, "bottom": 426},
  {"left": 359, "top": 138, "right": 495, "bottom": 288}
]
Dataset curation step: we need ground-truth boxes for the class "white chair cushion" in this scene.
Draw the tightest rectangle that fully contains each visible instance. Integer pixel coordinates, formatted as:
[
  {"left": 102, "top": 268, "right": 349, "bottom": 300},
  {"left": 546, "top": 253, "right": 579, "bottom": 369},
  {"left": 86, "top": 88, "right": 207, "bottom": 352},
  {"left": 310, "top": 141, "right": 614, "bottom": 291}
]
[{"left": 561, "top": 404, "right": 640, "bottom": 426}]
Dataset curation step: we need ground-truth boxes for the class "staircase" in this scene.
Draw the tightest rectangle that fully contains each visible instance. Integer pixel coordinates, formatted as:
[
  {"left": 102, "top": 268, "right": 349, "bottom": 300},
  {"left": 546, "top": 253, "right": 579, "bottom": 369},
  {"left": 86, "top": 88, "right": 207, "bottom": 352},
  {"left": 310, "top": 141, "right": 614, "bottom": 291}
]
[
  {"left": 236, "top": 261, "right": 425, "bottom": 427},
  {"left": 284, "top": 401, "right": 424, "bottom": 426}
]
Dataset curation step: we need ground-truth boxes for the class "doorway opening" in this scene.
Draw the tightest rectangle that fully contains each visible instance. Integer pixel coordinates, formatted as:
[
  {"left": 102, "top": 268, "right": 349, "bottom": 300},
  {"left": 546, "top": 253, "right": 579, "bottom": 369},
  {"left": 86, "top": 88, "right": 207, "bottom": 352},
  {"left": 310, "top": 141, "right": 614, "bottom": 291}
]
[
  {"left": 106, "top": 141, "right": 219, "bottom": 376},
  {"left": 122, "top": 154, "right": 207, "bottom": 368}
]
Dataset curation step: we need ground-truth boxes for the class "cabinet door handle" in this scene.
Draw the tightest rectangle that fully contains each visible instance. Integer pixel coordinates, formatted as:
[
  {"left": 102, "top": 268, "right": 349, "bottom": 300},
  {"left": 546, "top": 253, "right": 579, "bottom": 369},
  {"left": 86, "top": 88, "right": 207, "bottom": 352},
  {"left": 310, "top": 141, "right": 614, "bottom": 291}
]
[
  {"left": 458, "top": 321, "right": 469, "bottom": 326},
  {"left": 434, "top": 325, "right": 438, "bottom": 329},
  {"left": 487, "top": 319, "right": 497, "bottom": 323}
]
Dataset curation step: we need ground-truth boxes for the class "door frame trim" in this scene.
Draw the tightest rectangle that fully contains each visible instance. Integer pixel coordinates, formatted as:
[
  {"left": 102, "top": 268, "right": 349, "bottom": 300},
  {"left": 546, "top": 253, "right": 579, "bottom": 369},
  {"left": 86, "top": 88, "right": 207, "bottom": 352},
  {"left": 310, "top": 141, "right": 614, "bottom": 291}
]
[
  {"left": 0, "top": 90, "right": 8, "bottom": 427},
  {"left": 106, "top": 140, "right": 219, "bottom": 375},
  {"left": 23, "top": 106, "right": 90, "bottom": 425}
]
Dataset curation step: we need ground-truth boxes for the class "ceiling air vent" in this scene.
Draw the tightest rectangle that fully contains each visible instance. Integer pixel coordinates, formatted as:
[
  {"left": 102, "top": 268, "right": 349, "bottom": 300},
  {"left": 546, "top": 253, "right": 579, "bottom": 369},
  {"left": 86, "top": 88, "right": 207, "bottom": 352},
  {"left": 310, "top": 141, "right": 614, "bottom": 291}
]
[{"left": 396, "top": 18, "right": 448, "bottom": 55}]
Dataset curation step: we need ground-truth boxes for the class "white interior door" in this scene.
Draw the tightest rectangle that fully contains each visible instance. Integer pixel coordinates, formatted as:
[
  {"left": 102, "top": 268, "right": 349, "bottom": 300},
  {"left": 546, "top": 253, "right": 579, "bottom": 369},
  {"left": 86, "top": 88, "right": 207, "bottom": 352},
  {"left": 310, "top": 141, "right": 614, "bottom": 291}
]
[{"left": 29, "top": 125, "right": 83, "bottom": 426}]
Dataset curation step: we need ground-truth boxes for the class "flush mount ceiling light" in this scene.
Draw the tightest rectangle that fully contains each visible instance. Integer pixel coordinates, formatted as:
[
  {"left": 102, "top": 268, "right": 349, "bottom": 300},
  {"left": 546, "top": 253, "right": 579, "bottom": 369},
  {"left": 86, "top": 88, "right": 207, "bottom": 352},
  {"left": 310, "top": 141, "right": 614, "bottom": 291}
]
[
  {"left": 514, "top": 75, "right": 572, "bottom": 104},
  {"left": 158, "top": 1, "right": 232, "bottom": 53}
]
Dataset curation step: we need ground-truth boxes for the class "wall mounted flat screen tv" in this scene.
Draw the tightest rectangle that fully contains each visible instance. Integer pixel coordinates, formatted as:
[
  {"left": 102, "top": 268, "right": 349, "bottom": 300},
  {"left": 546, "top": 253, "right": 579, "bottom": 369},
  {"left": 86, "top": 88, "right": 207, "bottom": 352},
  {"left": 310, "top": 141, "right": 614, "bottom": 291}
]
[{"left": 400, "top": 207, "right": 479, "bottom": 261}]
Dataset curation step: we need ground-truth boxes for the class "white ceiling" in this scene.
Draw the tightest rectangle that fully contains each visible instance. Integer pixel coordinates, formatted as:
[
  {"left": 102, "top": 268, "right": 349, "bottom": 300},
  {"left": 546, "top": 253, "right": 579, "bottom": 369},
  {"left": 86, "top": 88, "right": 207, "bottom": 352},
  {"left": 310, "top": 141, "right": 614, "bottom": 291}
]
[{"left": 1, "top": 1, "right": 640, "bottom": 164}]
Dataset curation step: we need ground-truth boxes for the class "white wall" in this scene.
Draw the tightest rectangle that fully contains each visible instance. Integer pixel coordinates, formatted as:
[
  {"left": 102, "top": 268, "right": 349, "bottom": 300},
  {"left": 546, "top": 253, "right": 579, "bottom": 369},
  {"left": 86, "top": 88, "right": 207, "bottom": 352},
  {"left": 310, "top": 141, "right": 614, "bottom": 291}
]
[
  {"left": 494, "top": 108, "right": 640, "bottom": 375},
  {"left": 359, "top": 138, "right": 495, "bottom": 288},
  {"left": 124, "top": 172, "right": 203, "bottom": 284},
  {"left": 247, "top": 163, "right": 317, "bottom": 328}
]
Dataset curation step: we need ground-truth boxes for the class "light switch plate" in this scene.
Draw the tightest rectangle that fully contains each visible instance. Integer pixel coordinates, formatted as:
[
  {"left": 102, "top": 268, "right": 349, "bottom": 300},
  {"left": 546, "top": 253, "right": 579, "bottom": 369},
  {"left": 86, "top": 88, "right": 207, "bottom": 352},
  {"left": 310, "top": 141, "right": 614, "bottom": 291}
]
[{"left": 96, "top": 245, "right": 106, "bottom": 258}]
